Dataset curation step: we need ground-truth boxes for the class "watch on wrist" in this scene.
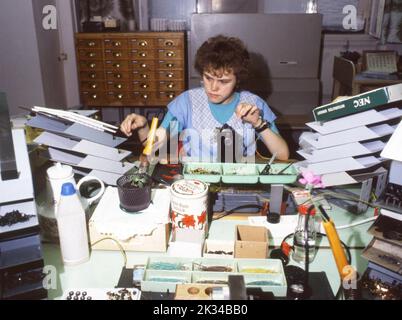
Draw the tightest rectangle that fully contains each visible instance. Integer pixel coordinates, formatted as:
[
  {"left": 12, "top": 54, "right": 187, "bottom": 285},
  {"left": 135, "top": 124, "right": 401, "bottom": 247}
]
[{"left": 255, "top": 120, "right": 271, "bottom": 133}]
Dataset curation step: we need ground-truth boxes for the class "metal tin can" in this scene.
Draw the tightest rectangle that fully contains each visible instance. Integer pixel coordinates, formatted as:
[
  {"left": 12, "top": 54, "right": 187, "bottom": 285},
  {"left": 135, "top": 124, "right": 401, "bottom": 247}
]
[{"left": 170, "top": 179, "right": 208, "bottom": 230}]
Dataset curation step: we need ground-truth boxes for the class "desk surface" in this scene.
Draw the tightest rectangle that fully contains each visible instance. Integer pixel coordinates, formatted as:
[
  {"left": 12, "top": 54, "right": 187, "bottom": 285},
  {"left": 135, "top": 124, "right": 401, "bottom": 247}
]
[{"left": 42, "top": 201, "right": 373, "bottom": 300}]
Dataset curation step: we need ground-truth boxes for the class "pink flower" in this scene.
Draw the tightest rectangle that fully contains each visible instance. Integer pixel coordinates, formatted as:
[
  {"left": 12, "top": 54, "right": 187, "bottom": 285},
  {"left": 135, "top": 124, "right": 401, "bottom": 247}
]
[{"left": 299, "top": 170, "right": 324, "bottom": 189}]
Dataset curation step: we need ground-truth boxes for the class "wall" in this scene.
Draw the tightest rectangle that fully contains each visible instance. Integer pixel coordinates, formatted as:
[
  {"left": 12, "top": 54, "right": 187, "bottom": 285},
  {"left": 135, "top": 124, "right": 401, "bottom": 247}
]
[{"left": 0, "top": 0, "right": 45, "bottom": 116}]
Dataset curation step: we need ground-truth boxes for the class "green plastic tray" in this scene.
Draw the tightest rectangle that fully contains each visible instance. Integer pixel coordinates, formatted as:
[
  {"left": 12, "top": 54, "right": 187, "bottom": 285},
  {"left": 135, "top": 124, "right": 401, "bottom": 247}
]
[
  {"left": 221, "top": 163, "right": 259, "bottom": 184},
  {"left": 257, "top": 163, "right": 298, "bottom": 184},
  {"left": 183, "top": 162, "right": 222, "bottom": 183}
]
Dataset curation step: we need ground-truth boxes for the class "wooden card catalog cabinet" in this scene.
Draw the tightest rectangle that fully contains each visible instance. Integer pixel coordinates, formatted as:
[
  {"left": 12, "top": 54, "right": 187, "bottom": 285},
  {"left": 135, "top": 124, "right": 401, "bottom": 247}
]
[{"left": 75, "top": 32, "right": 186, "bottom": 107}]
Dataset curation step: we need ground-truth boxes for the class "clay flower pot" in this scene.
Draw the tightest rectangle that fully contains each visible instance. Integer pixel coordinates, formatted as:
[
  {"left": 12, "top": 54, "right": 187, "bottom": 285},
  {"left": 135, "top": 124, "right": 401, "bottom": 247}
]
[{"left": 116, "top": 174, "right": 151, "bottom": 213}]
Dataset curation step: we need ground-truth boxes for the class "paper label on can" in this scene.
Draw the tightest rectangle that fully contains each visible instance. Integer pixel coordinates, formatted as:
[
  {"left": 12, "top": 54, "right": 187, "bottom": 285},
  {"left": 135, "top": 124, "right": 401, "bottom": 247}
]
[{"left": 171, "top": 179, "right": 207, "bottom": 196}]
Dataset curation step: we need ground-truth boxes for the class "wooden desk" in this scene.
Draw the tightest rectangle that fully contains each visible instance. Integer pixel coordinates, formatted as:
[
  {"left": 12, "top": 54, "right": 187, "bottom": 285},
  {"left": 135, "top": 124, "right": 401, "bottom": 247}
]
[{"left": 353, "top": 73, "right": 402, "bottom": 94}]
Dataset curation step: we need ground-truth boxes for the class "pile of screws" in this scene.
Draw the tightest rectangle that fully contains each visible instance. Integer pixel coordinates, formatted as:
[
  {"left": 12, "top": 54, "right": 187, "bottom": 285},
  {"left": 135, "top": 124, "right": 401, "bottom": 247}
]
[
  {"left": 66, "top": 291, "right": 91, "bottom": 300},
  {"left": 0, "top": 210, "right": 34, "bottom": 227},
  {"left": 106, "top": 288, "right": 138, "bottom": 300}
]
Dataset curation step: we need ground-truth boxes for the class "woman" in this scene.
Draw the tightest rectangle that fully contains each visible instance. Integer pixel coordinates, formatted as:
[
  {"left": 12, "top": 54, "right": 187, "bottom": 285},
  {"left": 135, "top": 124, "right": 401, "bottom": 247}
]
[{"left": 120, "top": 35, "right": 289, "bottom": 162}]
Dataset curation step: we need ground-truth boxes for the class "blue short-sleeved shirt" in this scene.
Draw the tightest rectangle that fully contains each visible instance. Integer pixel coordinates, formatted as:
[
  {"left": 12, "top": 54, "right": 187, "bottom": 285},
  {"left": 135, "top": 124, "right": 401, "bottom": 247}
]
[{"left": 160, "top": 88, "right": 278, "bottom": 159}]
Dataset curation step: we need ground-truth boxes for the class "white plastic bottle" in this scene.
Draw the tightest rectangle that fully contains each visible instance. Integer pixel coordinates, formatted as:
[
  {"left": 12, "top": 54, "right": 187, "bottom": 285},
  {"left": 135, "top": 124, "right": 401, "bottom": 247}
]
[{"left": 56, "top": 182, "right": 90, "bottom": 266}]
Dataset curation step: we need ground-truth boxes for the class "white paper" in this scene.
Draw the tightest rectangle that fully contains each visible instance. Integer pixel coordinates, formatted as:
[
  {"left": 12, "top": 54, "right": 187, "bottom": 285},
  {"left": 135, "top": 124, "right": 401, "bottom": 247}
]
[
  {"left": 381, "top": 120, "right": 402, "bottom": 161},
  {"left": 300, "top": 124, "right": 395, "bottom": 149},
  {"left": 297, "top": 140, "right": 385, "bottom": 163},
  {"left": 306, "top": 108, "right": 402, "bottom": 135},
  {"left": 72, "top": 140, "right": 131, "bottom": 162}
]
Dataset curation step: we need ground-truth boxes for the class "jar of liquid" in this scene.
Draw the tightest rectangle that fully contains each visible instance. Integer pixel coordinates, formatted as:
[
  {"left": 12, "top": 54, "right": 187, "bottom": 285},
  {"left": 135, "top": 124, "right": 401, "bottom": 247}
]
[{"left": 292, "top": 205, "right": 317, "bottom": 263}]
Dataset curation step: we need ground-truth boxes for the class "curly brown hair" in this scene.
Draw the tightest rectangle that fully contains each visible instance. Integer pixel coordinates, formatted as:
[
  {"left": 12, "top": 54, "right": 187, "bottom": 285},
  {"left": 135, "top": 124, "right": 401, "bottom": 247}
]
[{"left": 194, "top": 35, "right": 250, "bottom": 87}]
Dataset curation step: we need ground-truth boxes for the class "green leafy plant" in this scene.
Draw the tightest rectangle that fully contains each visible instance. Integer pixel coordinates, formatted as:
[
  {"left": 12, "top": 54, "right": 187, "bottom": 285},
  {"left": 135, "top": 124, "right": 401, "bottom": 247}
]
[{"left": 129, "top": 174, "right": 148, "bottom": 188}]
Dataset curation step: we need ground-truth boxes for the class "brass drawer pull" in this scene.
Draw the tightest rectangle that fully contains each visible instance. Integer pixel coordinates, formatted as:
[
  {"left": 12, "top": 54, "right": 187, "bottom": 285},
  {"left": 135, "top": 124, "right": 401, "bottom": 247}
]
[
  {"left": 91, "top": 83, "right": 97, "bottom": 89},
  {"left": 114, "top": 52, "right": 122, "bottom": 57},
  {"left": 139, "top": 52, "right": 147, "bottom": 57},
  {"left": 139, "top": 41, "right": 148, "bottom": 47},
  {"left": 166, "top": 51, "right": 175, "bottom": 57},
  {"left": 167, "top": 83, "right": 174, "bottom": 89},
  {"left": 140, "top": 63, "right": 147, "bottom": 68},
  {"left": 142, "top": 94, "right": 148, "bottom": 99},
  {"left": 141, "top": 83, "right": 148, "bottom": 89},
  {"left": 113, "top": 41, "right": 122, "bottom": 47},
  {"left": 141, "top": 74, "right": 148, "bottom": 79},
  {"left": 91, "top": 93, "right": 97, "bottom": 99},
  {"left": 167, "top": 93, "right": 175, "bottom": 99},
  {"left": 165, "top": 40, "right": 174, "bottom": 47},
  {"left": 116, "top": 94, "right": 124, "bottom": 99},
  {"left": 89, "top": 73, "right": 96, "bottom": 79},
  {"left": 88, "top": 52, "right": 96, "bottom": 58},
  {"left": 88, "top": 41, "right": 96, "bottom": 47},
  {"left": 113, "top": 63, "right": 121, "bottom": 68},
  {"left": 115, "top": 73, "right": 122, "bottom": 79},
  {"left": 166, "top": 63, "right": 174, "bottom": 68},
  {"left": 88, "top": 63, "right": 96, "bottom": 68},
  {"left": 167, "top": 73, "right": 174, "bottom": 78},
  {"left": 115, "top": 84, "right": 123, "bottom": 89}
]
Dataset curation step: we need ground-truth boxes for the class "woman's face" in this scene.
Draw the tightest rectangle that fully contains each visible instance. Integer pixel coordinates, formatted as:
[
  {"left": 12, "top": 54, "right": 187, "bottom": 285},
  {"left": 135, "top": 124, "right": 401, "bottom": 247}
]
[{"left": 202, "top": 68, "right": 237, "bottom": 104}]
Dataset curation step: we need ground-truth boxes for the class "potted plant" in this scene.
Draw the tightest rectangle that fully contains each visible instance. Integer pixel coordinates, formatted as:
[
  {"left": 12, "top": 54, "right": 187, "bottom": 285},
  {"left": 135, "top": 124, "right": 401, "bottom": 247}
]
[{"left": 116, "top": 173, "right": 151, "bottom": 213}]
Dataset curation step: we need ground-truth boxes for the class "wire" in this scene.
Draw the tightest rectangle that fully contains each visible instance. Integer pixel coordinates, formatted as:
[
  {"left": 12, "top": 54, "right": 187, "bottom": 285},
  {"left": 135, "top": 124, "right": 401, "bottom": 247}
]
[
  {"left": 335, "top": 216, "right": 378, "bottom": 230},
  {"left": 91, "top": 237, "right": 128, "bottom": 268}
]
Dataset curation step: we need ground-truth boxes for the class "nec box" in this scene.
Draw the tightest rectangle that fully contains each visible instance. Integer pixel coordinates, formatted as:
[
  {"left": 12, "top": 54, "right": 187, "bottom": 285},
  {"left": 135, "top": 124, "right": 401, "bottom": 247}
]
[{"left": 234, "top": 225, "right": 268, "bottom": 259}]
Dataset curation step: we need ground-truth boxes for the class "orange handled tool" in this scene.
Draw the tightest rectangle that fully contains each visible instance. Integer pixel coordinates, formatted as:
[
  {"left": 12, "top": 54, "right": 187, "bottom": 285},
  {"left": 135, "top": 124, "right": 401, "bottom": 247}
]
[
  {"left": 322, "top": 219, "right": 349, "bottom": 280},
  {"left": 142, "top": 117, "right": 159, "bottom": 156}
]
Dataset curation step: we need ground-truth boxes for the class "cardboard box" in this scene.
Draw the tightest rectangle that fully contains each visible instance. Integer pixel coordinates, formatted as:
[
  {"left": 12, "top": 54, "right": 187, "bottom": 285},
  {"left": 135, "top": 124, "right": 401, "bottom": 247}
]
[{"left": 234, "top": 225, "right": 268, "bottom": 259}]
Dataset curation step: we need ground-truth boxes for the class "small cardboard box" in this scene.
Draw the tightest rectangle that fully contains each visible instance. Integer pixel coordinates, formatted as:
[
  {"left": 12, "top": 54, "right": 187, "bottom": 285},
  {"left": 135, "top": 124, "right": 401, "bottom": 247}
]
[{"left": 234, "top": 225, "right": 268, "bottom": 259}]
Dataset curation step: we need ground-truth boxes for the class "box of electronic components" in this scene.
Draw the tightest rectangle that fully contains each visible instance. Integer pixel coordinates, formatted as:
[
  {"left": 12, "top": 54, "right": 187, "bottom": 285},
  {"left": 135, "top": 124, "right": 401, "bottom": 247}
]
[
  {"left": 141, "top": 269, "right": 192, "bottom": 293},
  {"left": 234, "top": 225, "right": 268, "bottom": 259},
  {"left": 203, "top": 240, "right": 234, "bottom": 259},
  {"left": 146, "top": 256, "right": 194, "bottom": 271},
  {"left": 237, "top": 258, "right": 287, "bottom": 297}
]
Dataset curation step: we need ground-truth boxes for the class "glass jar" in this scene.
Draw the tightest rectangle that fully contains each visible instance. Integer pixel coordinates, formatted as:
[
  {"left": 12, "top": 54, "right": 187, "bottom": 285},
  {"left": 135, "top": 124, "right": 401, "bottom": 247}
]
[{"left": 292, "top": 205, "right": 317, "bottom": 263}]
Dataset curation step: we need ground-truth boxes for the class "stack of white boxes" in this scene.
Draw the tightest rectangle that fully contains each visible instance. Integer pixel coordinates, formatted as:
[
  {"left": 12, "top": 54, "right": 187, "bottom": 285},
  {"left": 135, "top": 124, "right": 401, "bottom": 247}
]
[
  {"left": 26, "top": 110, "right": 135, "bottom": 186},
  {"left": 296, "top": 84, "right": 402, "bottom": 187}
]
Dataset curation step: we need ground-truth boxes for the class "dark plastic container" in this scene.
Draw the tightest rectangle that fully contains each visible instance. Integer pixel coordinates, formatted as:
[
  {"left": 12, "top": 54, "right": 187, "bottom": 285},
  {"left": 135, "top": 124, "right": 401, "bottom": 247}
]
[{"left": 116, "top": 174, "right": 151, "bottom": 213}]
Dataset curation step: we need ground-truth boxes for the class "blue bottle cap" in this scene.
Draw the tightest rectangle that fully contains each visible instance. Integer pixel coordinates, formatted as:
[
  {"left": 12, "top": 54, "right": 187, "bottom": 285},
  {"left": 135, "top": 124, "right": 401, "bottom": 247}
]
[{"left": 61, "top": 182, "right": 76, "bottom": 196}]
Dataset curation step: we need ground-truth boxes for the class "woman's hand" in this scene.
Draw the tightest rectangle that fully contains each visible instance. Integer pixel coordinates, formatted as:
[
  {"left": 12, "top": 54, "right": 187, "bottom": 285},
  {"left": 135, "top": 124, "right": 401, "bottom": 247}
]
[
  {"left": 235, "top": 103, "right": 261, "bottom": 128},
  {"left": 120, "top": 113, "right": 148, "bottom": 137}
]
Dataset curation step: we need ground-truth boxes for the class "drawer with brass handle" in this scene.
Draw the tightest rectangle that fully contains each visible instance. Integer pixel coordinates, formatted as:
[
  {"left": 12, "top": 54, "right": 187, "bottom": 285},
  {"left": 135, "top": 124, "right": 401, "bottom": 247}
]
[
  {"left": 131, "top": 60, "right": 155, "bottom": 70},
  {"left": 81, "top": 81, "right": 104, "bottom": 90},
  {"left": 131, "top": 71, "right": 154, "bottom": 80},
  {"left": 131, "top": 50, "right": 155, "bottom": 59},
  {"left": 81, "top": 91, "right": 106, "bottom": 105},
  {"left": 78, "top": 49, "right": 102, "bottom": 59},
  {"left": 105, "top": 60, "right": 129, "bottom": 70},
  {"left": 157, "top": 60, "right": 184, "bottom": 70},
  {"left": 158, "top": 49, "right": 183, "bottom": 59},
  {"left": 106, "top": 81, "right": 130, "bottom": 90},
  {"left": 106, "top": 71, "right": 129, "bottom": 80},
  {"left": 158, "top": 80, "right": 184, "bottom": 91},
  {"left": 77, "top": 39, "right": 102, "bottom": 48},
  {"left": 104, "top": 50, "right": 129, "bottom": 59},
  {"left": 157, "top": 71, "right": 183, "bottom": 80},
  {"left": 104, "top": 39, "right": 128, "bottom": 48},
  {"left": 130, "top": 38, "right": 155, "bottom": 48},
  {"left": 157, "top": 38, "right": 183, "bottom": 48},
  {"left": 132, "top": 81, "right": 155, "bottom": 91},
  {"left": 79, "top": 60, "right": 104, "bottom": 71},
  {"left": 80, "top": 71, "right": 105, "bottom": 80}
]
